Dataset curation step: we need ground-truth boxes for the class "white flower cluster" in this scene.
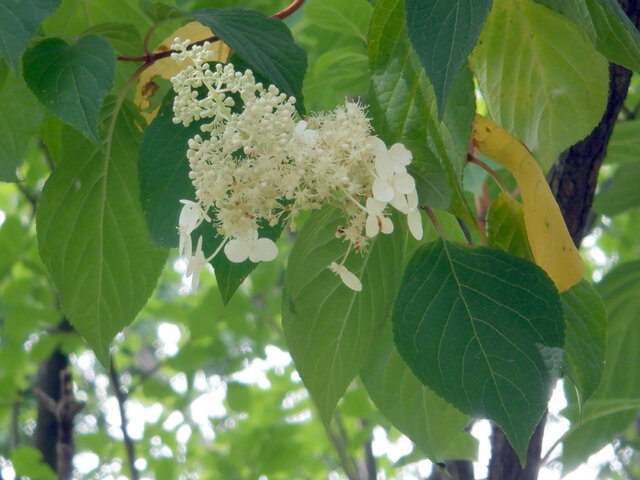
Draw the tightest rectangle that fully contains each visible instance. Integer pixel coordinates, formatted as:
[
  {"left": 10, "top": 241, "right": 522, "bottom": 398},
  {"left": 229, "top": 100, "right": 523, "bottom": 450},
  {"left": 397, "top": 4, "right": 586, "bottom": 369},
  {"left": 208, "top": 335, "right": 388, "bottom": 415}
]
[{"left": 171, "top": 39, "right": 423, "bottom": 292}]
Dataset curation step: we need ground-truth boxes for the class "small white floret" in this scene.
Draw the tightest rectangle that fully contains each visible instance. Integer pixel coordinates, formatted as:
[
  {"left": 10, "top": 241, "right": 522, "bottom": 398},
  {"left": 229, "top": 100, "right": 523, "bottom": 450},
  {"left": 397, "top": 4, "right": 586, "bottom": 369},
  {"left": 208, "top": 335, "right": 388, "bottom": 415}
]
[
  {"left": 365, "top": 197, "right": 393, "bottom": 237},
  {"left": 224, "top": 230, "right": 279, "bottom": 263},
  {"left": 328, "top": 262, "right": 362, "bottom": 291}
]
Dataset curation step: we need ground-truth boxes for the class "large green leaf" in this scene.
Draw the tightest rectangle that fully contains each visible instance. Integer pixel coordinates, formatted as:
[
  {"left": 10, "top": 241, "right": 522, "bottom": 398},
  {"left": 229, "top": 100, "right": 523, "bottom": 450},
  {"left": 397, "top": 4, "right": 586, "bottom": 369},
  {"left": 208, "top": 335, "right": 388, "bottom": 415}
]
[
  {"left": 367, "top": 0, "right": 476, "bottom": 222},
  {"left": 405, "top": 0, "right": 492, "bottom": 117},
  {"left": 561, "top": 260, "right": 640, "bottom": 471},
  {"left": 0, "top": 0, "right": 60, "bottom": 69},
  {"left": 471, "top": 0, "right": 609, "bottom": 169},
  {"left": 392, "top": 239, "right": 564, "bottom": 462},
  {"left": 37, "top": 100, "right": 168, "bottom": 365},
  {"left": 0, "top": 71, "right": 44, "bottom": 181},
  {"left": 534, "top": 0, "right": 640, "bottom": 74},
  {"left": 190, "top": 8, "right": 307, "bottom": 112},
  {"left": 360, "top": 323, "right": 470, "bottom": 461},
  {"left": 23, "top": 35, "right": 116, "bottom": 143},
  {"left": 305, "top": 0, "right": 372, "bottom": 40},
  {"left": 282, "top": 207, "right": 407, "bottom": 424},
  {"left": 561, "top": 279, "right": 606, "bottom": 405}
]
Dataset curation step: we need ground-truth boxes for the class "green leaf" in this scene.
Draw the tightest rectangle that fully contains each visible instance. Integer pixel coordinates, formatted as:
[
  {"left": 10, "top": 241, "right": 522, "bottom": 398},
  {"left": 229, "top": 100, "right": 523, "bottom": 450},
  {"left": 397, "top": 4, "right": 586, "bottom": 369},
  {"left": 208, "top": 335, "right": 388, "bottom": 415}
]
[
  {"left": 561, "top": 279, "right": 606, "bottom": 405},
  {"left": 82, "top": 23, "right": 142, "bottom": 56},
  {"left": 392, "top": 239, "right": 564, "bottom": 462},
  {"left": 561, "top": 260, "right": 640, "bottom": 471},
  {"left": 533, "top": 0, "right": 640, "bottom": 74},
  {"left": 303, "top": 46, "right": 370, "bottom": 112},
  {"left": 305, "top": 0, "right": 372, "bottom": 40},
  {"left": 37, "top": 100, "right": 168, "bottom": 366},
  {"left": 189, "top": 8, "right": 307, "bottom": 111},
  {"left": 405, "top": 0, "right": 492, "bottom": 117},
  {"left": 23, "top": 35, "right": 116, "bottom": 143},
  {"left": 139, "top": 0, "right": 185, "bottom": 23},
  {"left": 283, "top": 207, "right": 407, "bottom": 424},
  {"left": 139, "top": 92, "right": 198, "bottom": 248},
  {"left": 11, "top": 446, "right": 56, "bottom": 480},
  {"left": 593, "top": 121, "right": 640, "bottom": 216},
  {"left": 360, "top": 323, "right": 470, "bottom": 461},
  {"left": 0, "top": 0, "right": 60, "bottom": 70},
  {"left": 471, "top": 0, "right": 609, "bottom": 169},
  {"left": 367, "top": 0, "right": 476, "bottom": 224},
  {"left": 487, "top": 192, "right": 534, "bottom": 261},
  {"left": 0, "top": 71, "right": 44, "bottom": 181}
]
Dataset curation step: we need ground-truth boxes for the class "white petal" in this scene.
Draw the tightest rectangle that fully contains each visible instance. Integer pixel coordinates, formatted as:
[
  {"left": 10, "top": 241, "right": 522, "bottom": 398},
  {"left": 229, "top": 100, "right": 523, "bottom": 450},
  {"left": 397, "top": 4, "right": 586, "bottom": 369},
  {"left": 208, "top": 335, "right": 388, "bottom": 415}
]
[
  {"left": 179, "top": 232, "right": 192, "bottom": 258},
  {"left": 368, "top": 136, "right": 387, "bottom": 157},
  {"left": 392, "top": 172, "right": 416, "bottom": 194},
  {"left": 249, "top": 237, "right": 278, "bottom": 262},
  {"left": 408, "top": 210, "right": 423, "bottom": 240},
  {"left": 365, "top": 213, "right": 380, "bottom": 238},
  {"left": 224, "top": 238, "right": 250, "bottom": 263},
  {"left": 179, "top": 200, "right": 202, "bottom": 232},
  {"left": 375, "top": 156, "right": 394, "bottom": 179},
  {"left": 372, "top": 179, "right": 394, "bottom": 202},
  {"left": 407, "top": 190, "right": 419, "bottom": 209},
  {"left": 390, "top": 192, "right": 409, "bottom": 213},
  {"left": 380, "top": 216, "right": 394, "bottom": 234},
  {"left": 329, "top": 263, "right": 362, "bottom": 292},
  {"left": 366, "top": 197, "right": 386, "bottom": 215},
  {"left": 388, "top": 143, "right": 412, "bottom": 171}
]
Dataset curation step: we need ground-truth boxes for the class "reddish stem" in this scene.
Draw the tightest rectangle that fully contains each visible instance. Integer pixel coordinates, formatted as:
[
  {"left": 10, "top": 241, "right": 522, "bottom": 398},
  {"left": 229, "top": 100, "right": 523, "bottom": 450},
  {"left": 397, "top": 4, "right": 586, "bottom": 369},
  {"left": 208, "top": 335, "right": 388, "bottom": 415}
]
[
  {"left": 117, "top": 0, "right": 306, "bottom": 63},
  {"left": 422, "top": 206, "right": 445, "bottom": 239},
  {"left": 466, "top": 153, "right": 509, "bottom": 193}
]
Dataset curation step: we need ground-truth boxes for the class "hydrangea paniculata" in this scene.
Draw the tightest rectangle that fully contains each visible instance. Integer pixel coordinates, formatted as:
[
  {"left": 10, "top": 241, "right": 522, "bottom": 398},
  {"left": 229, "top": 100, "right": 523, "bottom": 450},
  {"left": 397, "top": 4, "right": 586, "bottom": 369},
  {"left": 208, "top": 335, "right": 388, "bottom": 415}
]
[{"left": 170, "top": 38, "right": 422, "bottom": 292}]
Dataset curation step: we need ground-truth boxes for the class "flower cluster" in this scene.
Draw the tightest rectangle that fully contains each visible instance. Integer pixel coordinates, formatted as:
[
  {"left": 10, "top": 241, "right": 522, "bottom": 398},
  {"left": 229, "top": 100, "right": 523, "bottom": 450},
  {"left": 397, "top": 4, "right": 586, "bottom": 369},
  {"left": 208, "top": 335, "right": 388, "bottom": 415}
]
[{"left": 171, "top": 39, "right": 423, "bottom": 292}]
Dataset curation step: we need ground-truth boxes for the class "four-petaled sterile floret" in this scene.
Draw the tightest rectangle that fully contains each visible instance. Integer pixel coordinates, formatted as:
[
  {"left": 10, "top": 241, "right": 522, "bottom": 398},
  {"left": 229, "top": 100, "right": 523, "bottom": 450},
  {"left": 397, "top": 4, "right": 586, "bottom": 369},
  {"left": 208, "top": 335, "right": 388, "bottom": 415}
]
[{"left": 170, "top": 38, "right": 424, "bottom": 292}]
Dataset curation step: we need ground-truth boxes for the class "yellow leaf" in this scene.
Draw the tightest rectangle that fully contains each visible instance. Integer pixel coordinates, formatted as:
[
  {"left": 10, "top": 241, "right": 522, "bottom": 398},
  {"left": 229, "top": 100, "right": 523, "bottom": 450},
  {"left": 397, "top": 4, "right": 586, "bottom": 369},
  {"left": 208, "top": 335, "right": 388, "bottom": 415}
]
[
  {"left": 134, "top": 21, "right": 231, "bottom": 123},
  {"left": 473, "top": 114, "right": 584, "bottom": 292}
]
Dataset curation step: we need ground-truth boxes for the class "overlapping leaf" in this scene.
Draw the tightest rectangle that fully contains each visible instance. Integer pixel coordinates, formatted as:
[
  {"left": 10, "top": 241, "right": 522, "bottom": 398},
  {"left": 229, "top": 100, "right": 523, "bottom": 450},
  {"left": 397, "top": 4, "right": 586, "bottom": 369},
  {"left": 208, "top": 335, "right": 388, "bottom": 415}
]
[
  {"left": 405, "top": 0, "right": 492, "bottom": 116},
  {"left": 283, "top": 207, "right": 407, "bottom": 424},
  {"left": 361, "top": 324, "right": 470, "bottom": 461},
  {"left": 561, "top": 260, "right": 640, "bottom": 471},
  {"left": 367, "top": 0, "right": 476, "bottom": 222},
  {"left": 0, "top": 71, "right": 44, "bottom": 181},
  {"left": 0, "top": 0, "right": 60, "bottom": 69},
  {"left": 561, "top": 280, "right": 606, "bottom": 405},
  {"left": 534, "top": 0, "right": 640, "bottom": 73},
  {"left": 37, "top": 101, "right": 168, "bottom": 365},
  {"left": 23, "top": 35, "right": 116, "bottom": 143},
  {"left": 471, "top": 0, "right": 609, "bottom": 169},
  {"left": 392, "top": 239, "right": 564, "bottom": 462},
  {"left": 487, "top": 192, "right": 534, "bottom": 261}
]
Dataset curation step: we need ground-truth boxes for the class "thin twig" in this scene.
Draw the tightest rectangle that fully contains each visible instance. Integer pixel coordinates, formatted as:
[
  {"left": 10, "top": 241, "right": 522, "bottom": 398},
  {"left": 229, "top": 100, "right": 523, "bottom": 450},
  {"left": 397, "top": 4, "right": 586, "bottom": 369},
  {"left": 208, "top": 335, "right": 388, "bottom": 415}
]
[
  {"left": 467, "top": 153, "right": 509, "bottom": 193},
  {"left": 109, "top": 358, "right": 139, "bottom": 480},
  {"left": 423, "top": 206, "right": 445, "bottom": 239},
  {"left": 117, "top": 0, "right": 306, "bottom": 63}
]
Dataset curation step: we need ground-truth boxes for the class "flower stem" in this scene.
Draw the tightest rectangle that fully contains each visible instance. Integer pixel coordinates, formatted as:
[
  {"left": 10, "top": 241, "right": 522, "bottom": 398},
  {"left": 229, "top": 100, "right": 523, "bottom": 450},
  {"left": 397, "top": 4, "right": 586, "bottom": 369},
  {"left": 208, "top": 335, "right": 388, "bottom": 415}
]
[{"left": 423, "top": 206, "right": 445, "bottom": 240}]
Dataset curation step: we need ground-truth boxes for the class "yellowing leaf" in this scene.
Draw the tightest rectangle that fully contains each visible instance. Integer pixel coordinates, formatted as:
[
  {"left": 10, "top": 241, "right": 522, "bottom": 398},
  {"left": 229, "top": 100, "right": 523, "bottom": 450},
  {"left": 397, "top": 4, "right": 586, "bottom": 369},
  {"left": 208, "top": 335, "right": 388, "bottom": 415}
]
[
  {"left": 134, "top": 21, "right": 231, "bottom": 123},
  {"left": 473, "top": 114, "right": 584, "bottom": 292}
]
